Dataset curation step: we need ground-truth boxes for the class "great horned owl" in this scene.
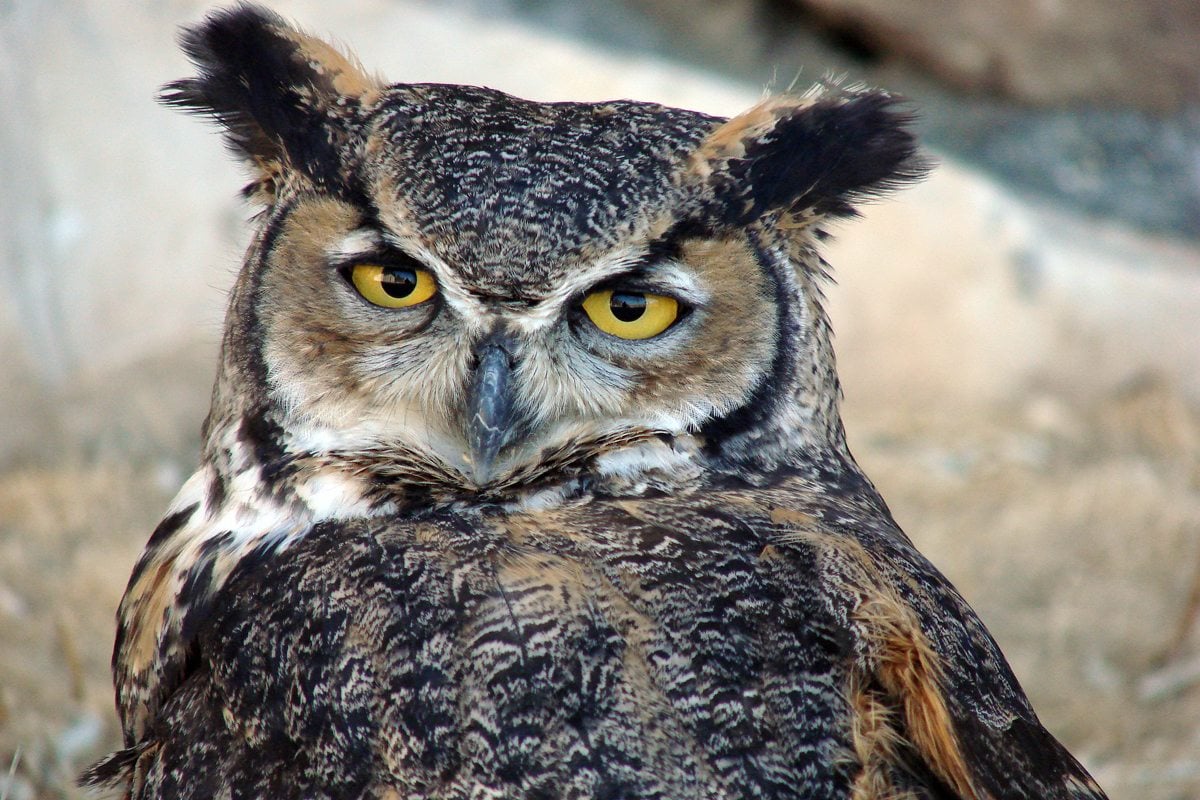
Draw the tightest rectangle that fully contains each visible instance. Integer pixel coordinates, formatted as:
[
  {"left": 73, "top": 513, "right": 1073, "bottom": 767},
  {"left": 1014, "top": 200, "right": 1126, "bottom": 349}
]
[{"left": 85, "top": 6, "right": 1108, "bottom": 799}]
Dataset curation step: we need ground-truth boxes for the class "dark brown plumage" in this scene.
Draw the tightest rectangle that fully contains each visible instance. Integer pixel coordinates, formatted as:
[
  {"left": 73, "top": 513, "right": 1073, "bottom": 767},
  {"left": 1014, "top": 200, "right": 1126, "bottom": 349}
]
[{"left": 85, "top": 5, "right": 1108, "bottom": 799}]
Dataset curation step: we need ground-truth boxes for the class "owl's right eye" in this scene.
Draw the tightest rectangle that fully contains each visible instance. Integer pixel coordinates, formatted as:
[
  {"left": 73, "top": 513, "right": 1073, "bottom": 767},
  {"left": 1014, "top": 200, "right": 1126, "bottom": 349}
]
[
  {"left": 580, "top": 289, "right": 680, "bottom": 340},
  {"left": 348, "top": 263, "right": 438, "bottom": 308}
]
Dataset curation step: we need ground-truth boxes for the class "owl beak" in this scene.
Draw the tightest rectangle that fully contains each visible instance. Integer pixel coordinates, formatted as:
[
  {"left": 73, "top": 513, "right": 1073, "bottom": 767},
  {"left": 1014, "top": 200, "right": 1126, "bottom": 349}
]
[{"left": 466, "top": 333, "right": 518, "bottom": 485}]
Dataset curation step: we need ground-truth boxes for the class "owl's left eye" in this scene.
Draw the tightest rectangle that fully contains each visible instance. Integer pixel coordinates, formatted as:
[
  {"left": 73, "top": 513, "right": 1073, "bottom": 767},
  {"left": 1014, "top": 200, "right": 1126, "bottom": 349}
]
[
  {"left": 348, "top": 263, "right": 438, "bottom": 308},
  {"left": 581, "top": 289, "right": 680, "bottom": 340}
]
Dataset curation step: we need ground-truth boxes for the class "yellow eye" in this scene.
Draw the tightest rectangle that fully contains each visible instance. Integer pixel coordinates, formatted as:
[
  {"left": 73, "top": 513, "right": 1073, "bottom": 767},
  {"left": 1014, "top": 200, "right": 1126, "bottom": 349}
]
[
  {"left": 581, "top": 289, "right": 679, "bottom": 340},
  {"left": 349, "top": 263, "right": 438, "bottom": 308}
]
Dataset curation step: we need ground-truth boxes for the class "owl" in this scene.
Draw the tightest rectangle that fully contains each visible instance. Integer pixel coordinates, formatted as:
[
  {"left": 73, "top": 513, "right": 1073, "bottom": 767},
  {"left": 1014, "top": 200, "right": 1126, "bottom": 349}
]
[{"left": 84, "top": 5, "right": 1108, "bottom": 799}]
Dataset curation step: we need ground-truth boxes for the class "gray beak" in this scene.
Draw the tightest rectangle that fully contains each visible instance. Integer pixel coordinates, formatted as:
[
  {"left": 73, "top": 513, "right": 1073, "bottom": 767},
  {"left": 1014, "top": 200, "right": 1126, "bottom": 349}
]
[{"left": 466, "top": 333, "right": 518, "bottom": 484}]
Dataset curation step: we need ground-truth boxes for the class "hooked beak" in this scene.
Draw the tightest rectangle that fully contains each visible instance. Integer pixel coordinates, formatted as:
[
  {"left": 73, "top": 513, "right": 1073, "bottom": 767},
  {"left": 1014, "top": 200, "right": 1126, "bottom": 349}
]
[{"left": 466, "top": 333, "right": 519, "bottom": 485}]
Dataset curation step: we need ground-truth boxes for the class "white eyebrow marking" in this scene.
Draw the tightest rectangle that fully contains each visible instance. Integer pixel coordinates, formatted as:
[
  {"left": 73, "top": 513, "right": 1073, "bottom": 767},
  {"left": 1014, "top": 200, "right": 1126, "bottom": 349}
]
[
  {"left": 520, "top": 248, "right": 645, "bottom": 326},
  {"left": 326, "top": 228, "right": 383, "bottom": 261},
  {"left": 641, "top": 262, "right": 709, "bottom": 304}
]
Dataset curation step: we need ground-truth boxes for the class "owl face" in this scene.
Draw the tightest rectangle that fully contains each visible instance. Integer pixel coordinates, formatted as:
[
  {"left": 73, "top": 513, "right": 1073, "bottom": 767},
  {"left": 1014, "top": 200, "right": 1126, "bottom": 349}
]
[
  {"left": 257, "top": 190, "right": 778, "bottom": 484},
  {"left": 169, "top": 6, "right": 924, "bottom": 493}
]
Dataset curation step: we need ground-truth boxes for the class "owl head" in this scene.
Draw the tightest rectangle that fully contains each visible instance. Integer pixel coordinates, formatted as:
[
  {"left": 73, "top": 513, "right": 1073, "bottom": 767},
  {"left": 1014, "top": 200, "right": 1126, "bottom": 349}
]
[{"left": 166, "top": 5, "right": 925, "bottom": 502}]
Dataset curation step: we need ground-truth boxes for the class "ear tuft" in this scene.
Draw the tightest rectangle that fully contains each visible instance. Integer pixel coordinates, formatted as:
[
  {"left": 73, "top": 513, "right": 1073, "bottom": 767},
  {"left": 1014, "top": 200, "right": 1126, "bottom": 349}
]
[
  {"left": 693, "top": 86, "right": 931, "bottom": 223},
  {"left": 160, "top": 3, "right": 379, "bottom": 202}
]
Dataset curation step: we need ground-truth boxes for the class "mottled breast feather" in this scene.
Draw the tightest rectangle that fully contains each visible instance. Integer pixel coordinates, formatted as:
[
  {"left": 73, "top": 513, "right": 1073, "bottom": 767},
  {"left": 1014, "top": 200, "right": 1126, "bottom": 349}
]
[{"left": 92, "top": 470, "right": 1106, "bottom": 799}]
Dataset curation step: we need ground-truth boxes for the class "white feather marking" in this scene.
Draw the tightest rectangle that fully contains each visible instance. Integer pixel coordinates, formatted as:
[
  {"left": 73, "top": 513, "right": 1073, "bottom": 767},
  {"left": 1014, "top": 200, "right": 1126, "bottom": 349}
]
[
  {"left": 165, "top": 468, "right": 211, "bottom": 516},
  {"left": 294, "top": 471, "right": 392, "bottom": 521},
  {"left": 326, "top": 228, "right": 383, "bottom": 261},
  {"left": 594, "top": 437, "right": 699, "bottom": 481}
]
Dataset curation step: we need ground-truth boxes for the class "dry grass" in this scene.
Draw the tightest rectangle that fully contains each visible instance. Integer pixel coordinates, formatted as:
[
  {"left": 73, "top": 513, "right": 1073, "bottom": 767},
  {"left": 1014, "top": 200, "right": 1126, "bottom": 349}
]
[
  {"left": 0, "top": 462, "right": 172, "bottom": 799},
  {"left": 1, "top": 356, "right": 1198, "bottom": 799}
]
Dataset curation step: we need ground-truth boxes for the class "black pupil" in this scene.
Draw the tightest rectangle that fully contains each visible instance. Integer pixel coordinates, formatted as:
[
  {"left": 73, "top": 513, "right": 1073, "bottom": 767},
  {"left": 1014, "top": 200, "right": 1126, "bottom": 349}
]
[
  {"left": 609, "top": 292, "right": 646, "bottom": 322},
  {"left": 379, "top": 267, "right": 417, "bottom": 298}
]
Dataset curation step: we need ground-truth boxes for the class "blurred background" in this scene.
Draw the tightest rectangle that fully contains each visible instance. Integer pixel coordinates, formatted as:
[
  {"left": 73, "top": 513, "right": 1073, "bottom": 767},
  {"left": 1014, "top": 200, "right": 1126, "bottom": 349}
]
[{"left": 2, "top": 1, "right": 1199, "bottom": 797}]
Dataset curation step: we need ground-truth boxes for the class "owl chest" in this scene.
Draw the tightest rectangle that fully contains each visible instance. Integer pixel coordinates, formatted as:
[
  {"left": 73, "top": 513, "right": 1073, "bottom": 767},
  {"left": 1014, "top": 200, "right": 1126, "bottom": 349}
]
[{"left": 206, "top": 514, "right": 857, "bottom": 797}]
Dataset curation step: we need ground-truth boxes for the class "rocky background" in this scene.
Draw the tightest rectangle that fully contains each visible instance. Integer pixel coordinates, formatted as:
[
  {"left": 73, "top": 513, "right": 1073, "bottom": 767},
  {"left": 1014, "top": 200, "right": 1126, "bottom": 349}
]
[{"left": 1, "top": 1, "right": 1198, "bottom": 797}]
